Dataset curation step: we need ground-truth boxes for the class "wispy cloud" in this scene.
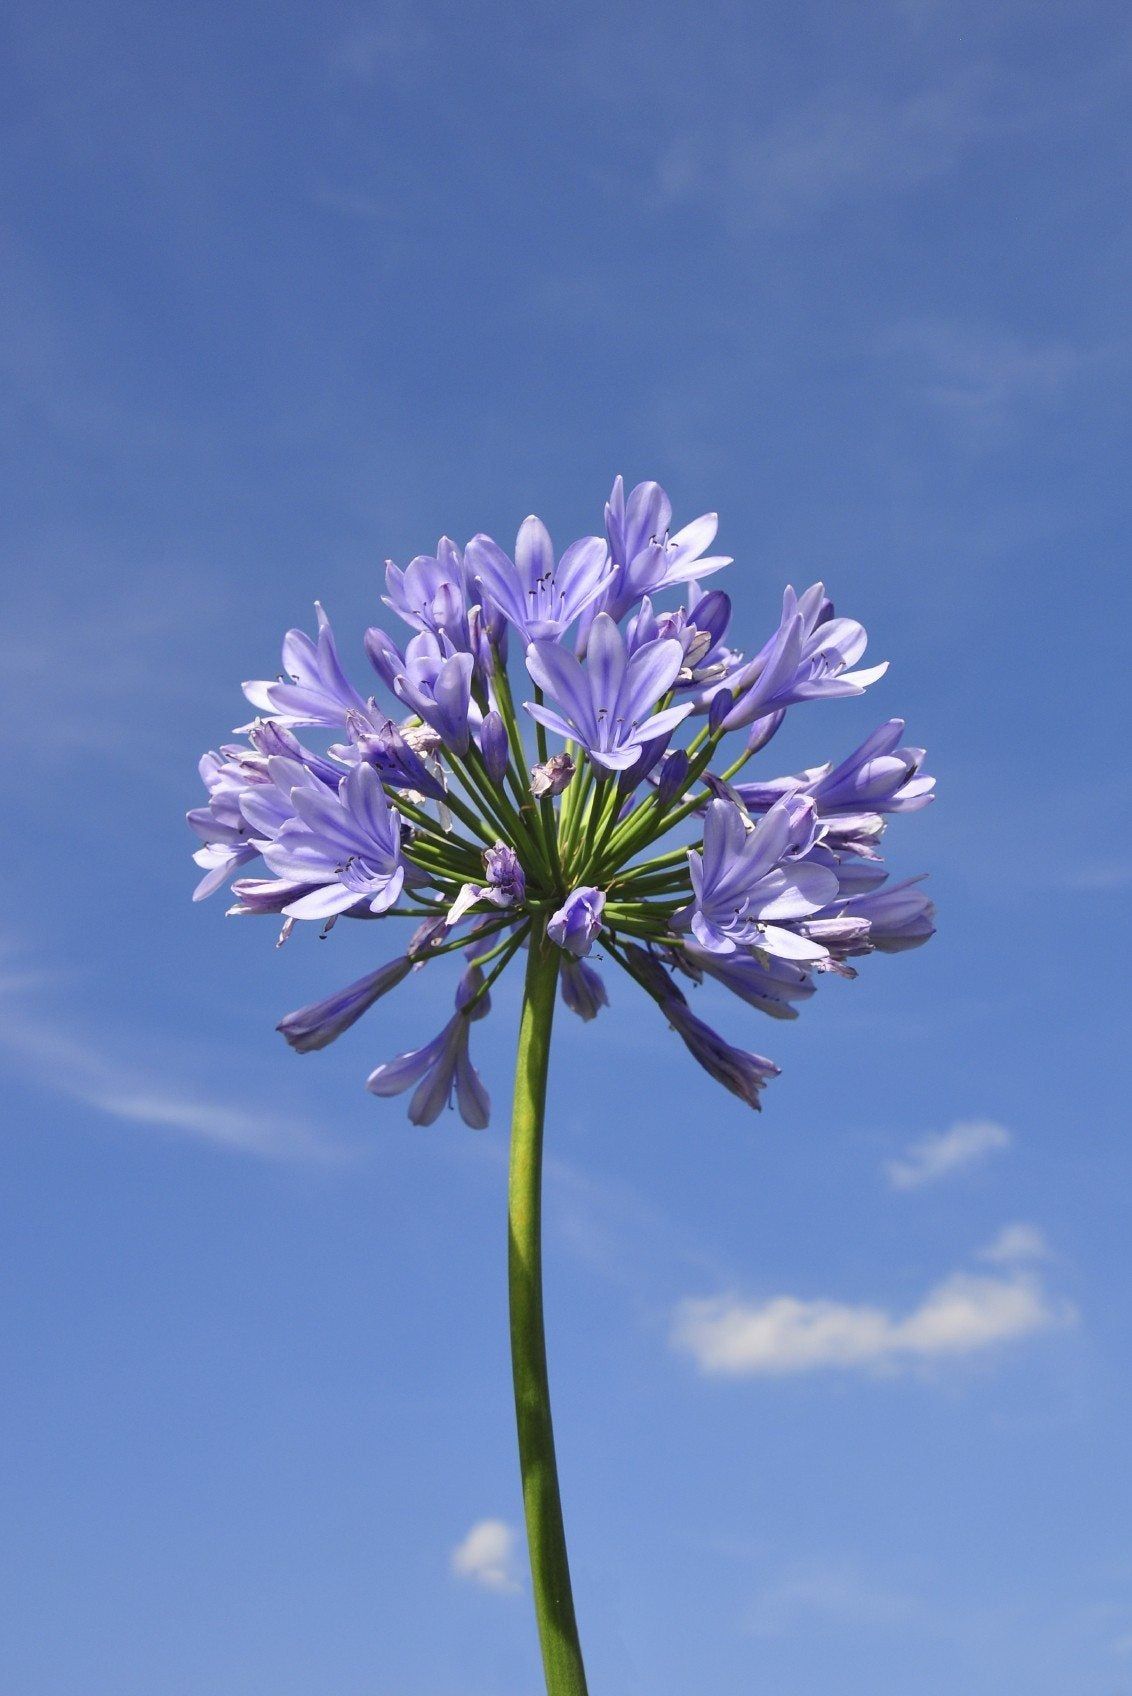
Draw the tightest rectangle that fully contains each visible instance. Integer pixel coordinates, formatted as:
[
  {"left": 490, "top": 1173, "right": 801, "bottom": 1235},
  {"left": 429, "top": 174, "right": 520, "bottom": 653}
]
[
  {"left": 745, "top": 1561, "right": 918, "bottom": 1638},
  {"left": 326, "top": 7, "right": 434, "bottom": 85},
  {"left": 0, "top": 973, "right": 337, "bottom": 1163},
  {"left": 656, "top": 69, "right": 995, "bottom": 227},
  {"left": 883, "top": 318, "right": 1097, "bottom": 432},
  {"left": 885, "top": 1118, "right": 1011, "bottom": 1190},
  {"left": 979, "top": 1222, "right": 1050, "bottom": 1265},
  {"left": 671, "top": 1259, "right": 1073, "bottom": 1378},
  {"left": 451, "top": 1520, "right": 521, "bottom": 1594}
]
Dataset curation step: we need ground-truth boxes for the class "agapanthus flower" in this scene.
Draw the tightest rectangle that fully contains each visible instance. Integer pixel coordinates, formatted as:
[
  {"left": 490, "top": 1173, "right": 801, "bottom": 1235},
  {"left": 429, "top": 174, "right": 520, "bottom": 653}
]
[
  {"left": 383, "top": 538, "right": 472, "bottom": 649},
  {"left": 548, "top": 887, "right": 606, "bottom": 957},
  {"left": 366, "top": 960, "right": 492, "bottom": 1128},
  {"left": 735, "top": 718, "right": 934, "bottom": 821},
  {"left": 683, "top": 795, "right": 839, "bottom": 957},
  {"left": 593, "top": 476, "right": 732, "bottom": 624},
  {"left": 278, "top": 957, "right": 415, "bottom": 1052},
  {"left": 465, "top": 518, "right": 611, "bottom": 645},
  {"left": 722, "top": 583, "right": 888, "bottom": 730},
  {"left": 446, "top": 843, "right": 526, "bottom": 927},
  {"left": 189, "top": 475, "right": 937, "bottom": 1690},
  {"left": 190, "top": 473, "right": 934, "bottom": 1128},
  {"left": 242, "top": 602, "right": 367, "bottom": 729},
  {"left": 261, "top": 761, "right": 405, "bottom": 922},
  {"left": 525, "top": 611, "right": 693, "bottom": 773}
]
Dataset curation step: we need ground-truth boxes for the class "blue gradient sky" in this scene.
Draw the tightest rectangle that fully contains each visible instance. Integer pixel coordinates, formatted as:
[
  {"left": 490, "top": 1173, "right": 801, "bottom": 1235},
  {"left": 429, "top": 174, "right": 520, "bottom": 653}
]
[{"left": 2, "top": 4, "right": 1131, "bottom": 1693}]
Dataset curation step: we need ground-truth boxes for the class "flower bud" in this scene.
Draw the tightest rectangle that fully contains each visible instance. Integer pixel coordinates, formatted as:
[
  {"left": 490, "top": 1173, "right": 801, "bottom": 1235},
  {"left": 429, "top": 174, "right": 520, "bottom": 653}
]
[
  {"left": 655, "top": 749, "right": 689, "bottom": 811},
  {"left": 708, "top": 689, "right": 732, "bottom": 735},
  {"left": 480, "top": 711, "right": 509, "bottom": 784}
]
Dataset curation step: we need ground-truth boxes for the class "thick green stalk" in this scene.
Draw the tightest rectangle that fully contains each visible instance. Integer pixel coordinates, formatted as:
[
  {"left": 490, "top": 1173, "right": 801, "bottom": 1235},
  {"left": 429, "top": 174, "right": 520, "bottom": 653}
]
[{"left": 508, "top": 923, "right": 588, "bottom": 1696}]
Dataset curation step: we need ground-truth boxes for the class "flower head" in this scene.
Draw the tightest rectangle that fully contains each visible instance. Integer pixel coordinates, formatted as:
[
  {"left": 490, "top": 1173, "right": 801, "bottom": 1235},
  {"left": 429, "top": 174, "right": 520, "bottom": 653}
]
[{"left": 191, "top": 474, "right": 934, "bottom": 1123}]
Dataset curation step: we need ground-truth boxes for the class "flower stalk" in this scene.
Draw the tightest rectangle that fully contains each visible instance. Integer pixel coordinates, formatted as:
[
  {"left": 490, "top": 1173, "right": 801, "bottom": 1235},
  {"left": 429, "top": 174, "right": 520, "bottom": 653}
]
[{"left": 508, "top": 920, "right": 589, "bottom": 1695}]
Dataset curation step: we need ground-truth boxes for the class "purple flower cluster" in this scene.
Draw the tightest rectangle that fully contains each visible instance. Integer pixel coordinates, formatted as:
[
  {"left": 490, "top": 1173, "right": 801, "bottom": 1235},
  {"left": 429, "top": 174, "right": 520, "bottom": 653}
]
[{"left": 190, "top": 476, "right": 934, "bottom": 1123}]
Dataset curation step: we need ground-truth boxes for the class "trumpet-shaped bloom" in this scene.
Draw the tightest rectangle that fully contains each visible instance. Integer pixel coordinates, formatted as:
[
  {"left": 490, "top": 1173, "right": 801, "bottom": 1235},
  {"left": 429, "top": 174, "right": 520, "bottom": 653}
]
[
  {"left": 595, "top": 476, "right": 732, "bottom": 623},
  {"left": 736, "top": 719, "right": 934, "bottom": 819},
  {"left": 680, "top": 944, "right": 818, "bottom": 1021},
  {"left": 525, "top": 611, "right": 693, "bottom": 773},
  {"left": 332, "top": 711, "right": 447, "bottom": 802},
  {"left": 242, "top": 603, "right": 367, "bottom": 729},
  {"left": 465, "top": 518, "right": 611, "bottom": 644},
  {"left": 366, "top": 963, "right": 491, "bottom": 1128},
  {"left": 278, "top": 957, "right": 414, "bottom": 1052},
  {"left": 389, "top": 631, "right": 479, "bottom": 756},
  {"left": 383, "top": 538, "right": 471, "bottom": 649},
  {"left": 262, "top": 761, "right": 405, "bottom": 922},
  {"left": 723, "top": 584, "right": 888, "bottom": 731},
  {"left": 684, "top": 796, "right": 839, "bottom": 956},
  {"left": 825, "top": 875, "right": 936, "bottom": 952},
  {"left": 446, "top": 844, "right": 526, "bottom": 927},
  {"left": 663, "top": 999, "right": 780, "bottom": 1110}
]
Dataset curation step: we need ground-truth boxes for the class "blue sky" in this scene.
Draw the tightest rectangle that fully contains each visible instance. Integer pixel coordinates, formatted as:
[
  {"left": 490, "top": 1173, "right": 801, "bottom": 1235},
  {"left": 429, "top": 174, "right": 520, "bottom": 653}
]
[{"left": 2, "top": 2, "right": 1131, "bottom": 1692}]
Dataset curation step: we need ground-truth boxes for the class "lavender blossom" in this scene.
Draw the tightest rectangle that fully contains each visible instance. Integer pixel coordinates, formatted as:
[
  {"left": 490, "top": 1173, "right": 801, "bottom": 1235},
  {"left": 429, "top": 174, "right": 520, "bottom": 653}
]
[
  {"left": 331, "top": 711, "right": 447, "bottom": 802},
  {"left": 366, "top": 963, "right": 491, "bottom": 1128},
  {"left": 389, "top": 631, "right": 480, "bottom": 756},
  {"left": 242, "top": 603, "right": 367, "bottom": 729},
  {"left": 525, "top": 612, "right": 693, "bottom": 773},
  {"left": 684, "top": 796, "right": 839, "bottom": 957},
  {"left": 480, "top": 711, "right": 510, "bottom": 784},
  {"left": 278, "top": 957, "right": 414, "bottom": 1052},
  {"left": 722, "top": 584, "right": 888, "bottom": 731},
  {"left": 383, "top": 538, "right": 472, "bottom": 650},
  {"left": 681, "top": 945, "right": 818, "bottom": 1021},
  {"left": 663, "top": 999, "right": 780, "bottom": 1110},
  {"left": 465, "top": 518, "right": 611, "bottom": 644},
  {"left": 187, "top": 748, "right": 264, "bottom": 899},
  {"left": 736, "top": 719, "right": 934, "bottom": 821},
  {"left": 825, "top": 875, "right": 936, "bottom": 952},
  {"left": 594, "top": 477, "right": 731, "bottom": 623},
  {"left": 559, "top": 956, "right": 610, "bottom": 1021},
  {"left": 548, "top": 887, "right": 605, "bottom": 957},
  {"left": 261, "top": 761, "right": 405, "bottom": 922},
  {"left": 446, "top": 844, "right": 526, "bottom": 927}
]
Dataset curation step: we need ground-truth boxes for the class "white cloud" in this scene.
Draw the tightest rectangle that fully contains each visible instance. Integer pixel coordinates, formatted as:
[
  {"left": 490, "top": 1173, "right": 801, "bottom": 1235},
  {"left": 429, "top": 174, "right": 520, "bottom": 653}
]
[
  {"left": 979, "top": 1223, "right": 1050, "bottom": 1264},
  {"left": 885, "top": 1118, "right": 1011, "bottom": 1190},
  {"left": 451, "top": 1520, "right": 521, "bottom": 1594},
  {"left": 0, "top": 974, "right": 336, "bottom": 1162},
  {"left": 671, "top": 1267, "right": 1073, "bottom": 1378}
]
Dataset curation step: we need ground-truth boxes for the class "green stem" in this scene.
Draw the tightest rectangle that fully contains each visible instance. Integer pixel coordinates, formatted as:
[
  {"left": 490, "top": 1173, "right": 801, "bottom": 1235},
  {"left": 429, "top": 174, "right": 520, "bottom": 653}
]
[{"left": 508, "top": 922, "right": 588, "bottom": 1696}]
